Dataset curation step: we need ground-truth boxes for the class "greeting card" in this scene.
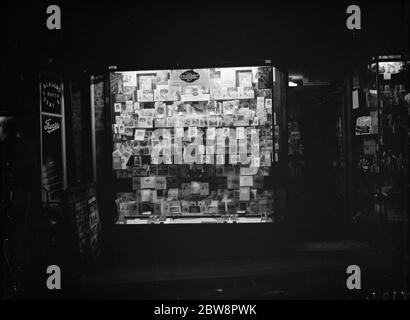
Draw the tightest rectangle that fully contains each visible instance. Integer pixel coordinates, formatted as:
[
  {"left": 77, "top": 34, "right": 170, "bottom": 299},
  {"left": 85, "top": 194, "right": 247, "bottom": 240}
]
[
  {"left": 114, "top": 103, "right": 122, "bottom": 113},
  {"left": 240, "top": 176, "right": 253, "bottom": 187},
  {"left": 227, "top": 176, "right": 240, "bottom": 189},
  {"left": 200, "top": 182, "right": 209, "bottom": 196},
  {"left": 238, "top": 87, "right": 255, "bottom": 99},
  {"left": 239, "top": 187, "right": 250, "bottom": 201},
  {"left": 226, "top": 87, "right": 238, "bottom": 99},
  {"left": 134, "top": 129, "right": 145, "bottom": 141},
  {"left": 137, "top": 89, "right": 154, "bottom": 102},
  {"left": 154, "top": 85, "right": 169, "bottom": 101},
  {"left": 237, "top": 71, "right": 253, "bottom": 88},
  {"left": 181, "top": 183, "right": 191, "bottom": 197},
  {"left": 132, "top": 177, "right": 141, "bottom": 190},
  {"left": 141, "top": 189, "right": 152, "bottom": 202},
  {"left": 155, "top": 176, "right": 167, "bottom": 190},
  {"left": 141, "top": 176, "right": 156, "bottom": 189}
]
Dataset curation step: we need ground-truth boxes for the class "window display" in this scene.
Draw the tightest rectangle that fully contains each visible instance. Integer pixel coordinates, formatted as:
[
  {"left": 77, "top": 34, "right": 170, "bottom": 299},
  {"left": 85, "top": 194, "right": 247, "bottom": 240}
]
[
  {"left": 110, "top": 66, "right": 281, "bottom": 224},
  {"left": 352, "top": 56, "right": 409, "bottom": 223}
]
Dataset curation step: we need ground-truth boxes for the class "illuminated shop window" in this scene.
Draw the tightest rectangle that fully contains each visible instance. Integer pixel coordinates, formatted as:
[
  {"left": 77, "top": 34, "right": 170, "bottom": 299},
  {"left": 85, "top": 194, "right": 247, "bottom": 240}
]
[{"left": 110, "top": 66, "right": 281, "bottom": 224}]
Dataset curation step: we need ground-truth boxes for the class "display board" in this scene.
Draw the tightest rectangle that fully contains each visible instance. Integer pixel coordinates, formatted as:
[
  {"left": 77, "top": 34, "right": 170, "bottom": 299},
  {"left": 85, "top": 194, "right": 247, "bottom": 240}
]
[{"left": 110, "top": 66, "right": 280, "bottom": 224}]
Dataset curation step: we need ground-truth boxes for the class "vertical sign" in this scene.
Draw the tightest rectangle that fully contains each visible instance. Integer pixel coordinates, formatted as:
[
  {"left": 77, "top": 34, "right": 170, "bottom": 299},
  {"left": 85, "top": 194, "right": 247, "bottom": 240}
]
[
  {"left": 41, "top": 79, "right": 62, "bottom": 114},
  {"left": 40, "top": 76, "right": 66, "bottom": 204}
]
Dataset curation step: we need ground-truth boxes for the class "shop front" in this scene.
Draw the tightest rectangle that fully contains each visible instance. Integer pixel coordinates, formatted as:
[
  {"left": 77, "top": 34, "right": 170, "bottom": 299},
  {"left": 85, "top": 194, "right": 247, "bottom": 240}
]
[
  {"left": 87, "top": 62, "right": 291, "bottom": 264},
  {"left": 35, "top": 56, "right": 409, "bottom": 267}
]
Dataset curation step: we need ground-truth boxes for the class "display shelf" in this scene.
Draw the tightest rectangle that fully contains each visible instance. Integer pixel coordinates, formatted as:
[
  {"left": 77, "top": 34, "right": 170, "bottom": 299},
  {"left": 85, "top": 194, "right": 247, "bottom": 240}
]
[{"left": 118, "top": 215, "right": 270, "bottom": 225}]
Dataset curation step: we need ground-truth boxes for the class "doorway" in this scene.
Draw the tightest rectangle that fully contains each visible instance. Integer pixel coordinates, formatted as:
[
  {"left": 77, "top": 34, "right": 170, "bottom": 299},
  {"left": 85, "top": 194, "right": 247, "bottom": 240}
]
[{"left": 287, "top": 71, "right": 347, "bottom": 236}]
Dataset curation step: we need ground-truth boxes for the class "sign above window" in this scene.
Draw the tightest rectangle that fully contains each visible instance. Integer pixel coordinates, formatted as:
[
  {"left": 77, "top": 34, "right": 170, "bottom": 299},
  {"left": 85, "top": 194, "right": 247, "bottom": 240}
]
[{"left": 180, "top": 70, "right": 200, "bottom": 83}]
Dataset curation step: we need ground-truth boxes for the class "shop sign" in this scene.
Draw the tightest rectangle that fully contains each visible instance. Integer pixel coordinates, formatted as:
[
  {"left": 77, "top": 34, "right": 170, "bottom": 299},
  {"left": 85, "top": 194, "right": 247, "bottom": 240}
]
[
  {"left": 41, "top": 79, "right": 62, "bottom": 114},
  {"left": 170, "top": 69, "right": 210, "bottom": 87},
  {"left": 43, "top": 118, "right": 61, "bottom": 134},
  {"left": 180, "top": 70, "right": 200, "bottom": 83}
]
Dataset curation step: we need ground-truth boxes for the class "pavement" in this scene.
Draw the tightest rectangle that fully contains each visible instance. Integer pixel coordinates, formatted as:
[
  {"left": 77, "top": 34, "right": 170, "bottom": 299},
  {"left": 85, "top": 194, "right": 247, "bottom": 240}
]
[{"left": 37, "top": 238, "right": 407, "bottom": 300}]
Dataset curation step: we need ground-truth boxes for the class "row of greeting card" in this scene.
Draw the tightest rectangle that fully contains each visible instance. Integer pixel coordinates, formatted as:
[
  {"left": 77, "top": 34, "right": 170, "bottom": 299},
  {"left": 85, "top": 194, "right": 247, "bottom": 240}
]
[
  {"left": 113, "top": 98, "right": 274, "bottom": 132},
  {"left": 113, "top": 67, "right": 273, "bottom": 103},
  {"left": 112, "top": 132, "right": 276, "bottom": 169},
  {"left": 114, "top": 163, "right": 272, "bottom": 179},
  {"left": 116, "top": 188, "right": 274, "bottom": 218},
  {"left": 130, "top": 174, "right": 264, "bottom": 191}
]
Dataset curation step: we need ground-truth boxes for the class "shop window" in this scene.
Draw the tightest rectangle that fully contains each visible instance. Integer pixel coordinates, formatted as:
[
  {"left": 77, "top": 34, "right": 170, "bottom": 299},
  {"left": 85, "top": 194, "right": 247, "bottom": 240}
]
[{"left": 110, "top": 65, "right": 283, "bottom": 224}]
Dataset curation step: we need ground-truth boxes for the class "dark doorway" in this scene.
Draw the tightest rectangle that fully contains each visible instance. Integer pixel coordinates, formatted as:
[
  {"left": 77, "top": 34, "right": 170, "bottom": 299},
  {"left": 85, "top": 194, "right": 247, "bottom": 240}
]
[{"left": 287, "top": 75, "right": 347, "bottom": 236}]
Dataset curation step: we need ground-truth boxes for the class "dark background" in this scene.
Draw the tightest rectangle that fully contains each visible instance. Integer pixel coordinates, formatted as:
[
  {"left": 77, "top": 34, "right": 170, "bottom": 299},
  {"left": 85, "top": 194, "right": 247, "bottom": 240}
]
[
  {"left": 1, "top": 0, "right": 408, "bottom": 121},
  {"left": 2, "top": 1, "right": 409, "bottom": 81}
]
